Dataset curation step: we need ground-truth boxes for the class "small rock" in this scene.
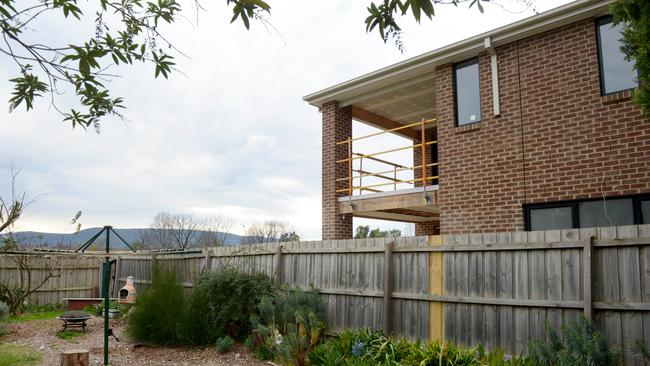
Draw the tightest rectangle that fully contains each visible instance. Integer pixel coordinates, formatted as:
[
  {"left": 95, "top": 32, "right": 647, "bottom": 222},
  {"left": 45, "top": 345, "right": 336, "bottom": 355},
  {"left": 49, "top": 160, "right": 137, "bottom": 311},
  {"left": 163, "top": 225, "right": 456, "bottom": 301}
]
[{"left": 235, "top": 353, "right": 241, "bottom": 359}]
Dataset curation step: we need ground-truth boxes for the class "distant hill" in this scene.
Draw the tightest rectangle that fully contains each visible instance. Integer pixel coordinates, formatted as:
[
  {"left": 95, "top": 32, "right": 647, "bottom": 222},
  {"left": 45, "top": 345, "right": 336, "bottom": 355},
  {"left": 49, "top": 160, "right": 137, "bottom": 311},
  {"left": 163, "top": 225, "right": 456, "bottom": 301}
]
[{"left": 1, "top": 227, "right": 243, "bottom": 249}]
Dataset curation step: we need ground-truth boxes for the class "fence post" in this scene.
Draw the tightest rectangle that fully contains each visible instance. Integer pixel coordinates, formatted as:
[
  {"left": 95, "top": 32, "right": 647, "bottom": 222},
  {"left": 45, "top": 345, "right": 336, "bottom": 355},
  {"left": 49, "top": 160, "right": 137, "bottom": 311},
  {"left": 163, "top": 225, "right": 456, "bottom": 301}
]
[
  {"left": 428, "top": 235, "right": 444, "bottom": 341},
  {"left": 204, "top": 249, "right": 212, "bottom": 272},
  {"left": 275, "top": 244, "right": 284, "bottom": 285},
  {"left": 383, "top": 241, "right": 394, "bottom": 335},
  {"left": 583, "top": 236, "right": 594, "bottom": 319}
]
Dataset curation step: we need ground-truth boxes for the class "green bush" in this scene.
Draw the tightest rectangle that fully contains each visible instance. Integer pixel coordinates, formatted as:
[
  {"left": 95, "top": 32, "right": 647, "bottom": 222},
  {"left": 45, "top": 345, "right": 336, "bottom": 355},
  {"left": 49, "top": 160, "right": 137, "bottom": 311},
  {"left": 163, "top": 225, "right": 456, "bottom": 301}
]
[
  {"left": 24, "top": 303, "right": 64, "bottom": 313},
  {"left": 126, "top": 267, "right": 186, "bottom": 345},
  {"left": 176, "top": 266, "right": 276, "bottom": 345},
  {"left": 634, "top": 339, "right": 650, "bottom": 362},
  {"left": 0, "top": 301, "right": 8, "bottom": 333},
  {"left": 83, "top": 303, "right": 103, "bottom": 316},
  {"left": 216, "top": 335, "right": 235, "bottom": 353},
  {"left": 83, "top": 301, "right": 130, "bottom": 318},
  {"left": 308, "top": 329, "right": 413, "bottom": 366},
  {"left": 527, "top": 317, "right": 621, "bottom": 366},
  {"left": 250, "top": 287, "right": 327, "bottom": 366},
  {"left": 308, "top": 328, "right": 528, "bottom": 366}
]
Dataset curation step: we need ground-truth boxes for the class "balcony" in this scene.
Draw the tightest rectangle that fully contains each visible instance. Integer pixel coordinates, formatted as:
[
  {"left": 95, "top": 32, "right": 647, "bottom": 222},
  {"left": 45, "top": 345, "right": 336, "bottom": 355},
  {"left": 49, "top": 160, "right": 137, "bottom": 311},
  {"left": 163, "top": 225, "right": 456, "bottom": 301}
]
[{"left": 335, "top": 118, "right": 440, "bottom": 224}]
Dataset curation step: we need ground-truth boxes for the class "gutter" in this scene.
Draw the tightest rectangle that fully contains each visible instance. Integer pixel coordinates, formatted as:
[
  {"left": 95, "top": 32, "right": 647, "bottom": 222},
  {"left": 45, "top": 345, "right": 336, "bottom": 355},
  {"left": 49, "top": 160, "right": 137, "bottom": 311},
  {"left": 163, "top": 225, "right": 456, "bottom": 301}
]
[{"left": 303, "top": 0, "right": 609, "bottom": 108}]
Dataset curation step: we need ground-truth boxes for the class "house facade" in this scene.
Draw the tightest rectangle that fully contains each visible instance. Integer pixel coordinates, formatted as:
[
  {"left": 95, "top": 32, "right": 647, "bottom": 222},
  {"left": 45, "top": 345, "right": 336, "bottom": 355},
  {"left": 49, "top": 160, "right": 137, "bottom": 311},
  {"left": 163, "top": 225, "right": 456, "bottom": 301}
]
[{"left": 304, "top": 0, "right": 650, "bottom": 240}]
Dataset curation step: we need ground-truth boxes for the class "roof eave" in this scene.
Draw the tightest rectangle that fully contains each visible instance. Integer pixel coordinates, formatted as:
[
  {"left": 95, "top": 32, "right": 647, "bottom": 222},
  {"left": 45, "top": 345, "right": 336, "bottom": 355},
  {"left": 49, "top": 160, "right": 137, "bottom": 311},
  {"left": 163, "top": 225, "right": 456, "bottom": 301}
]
[{"left": 303, "top": 0, "right": 610, "bottom": 108}]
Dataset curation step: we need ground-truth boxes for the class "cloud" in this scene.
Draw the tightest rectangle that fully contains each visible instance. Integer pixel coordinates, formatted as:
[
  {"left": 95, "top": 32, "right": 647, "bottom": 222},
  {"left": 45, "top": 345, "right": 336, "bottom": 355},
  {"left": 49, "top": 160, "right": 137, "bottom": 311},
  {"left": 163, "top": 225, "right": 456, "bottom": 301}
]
[{"left": 0, "top": 0, "right": 573, "bottom": 239}]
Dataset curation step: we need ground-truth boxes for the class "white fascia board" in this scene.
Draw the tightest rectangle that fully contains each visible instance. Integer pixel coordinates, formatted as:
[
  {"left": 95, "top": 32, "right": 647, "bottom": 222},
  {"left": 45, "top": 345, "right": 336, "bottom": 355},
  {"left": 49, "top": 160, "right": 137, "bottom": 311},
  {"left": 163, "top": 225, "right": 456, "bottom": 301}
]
[{"left": 303, "top": 0, "right": 609, "bottom": 108}]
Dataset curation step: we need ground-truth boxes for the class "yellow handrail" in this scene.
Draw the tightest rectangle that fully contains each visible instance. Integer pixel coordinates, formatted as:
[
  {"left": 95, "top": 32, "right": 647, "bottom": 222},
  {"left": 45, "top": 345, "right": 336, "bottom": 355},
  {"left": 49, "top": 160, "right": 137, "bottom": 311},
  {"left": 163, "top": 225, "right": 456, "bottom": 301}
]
[
  {"left": 335, "top": 118, "right": 437, "bottom": 145},
  {"left": 336, "top": 141, "right": 437, "bottom": 164},
  {"left": 336, "top": 176, "right": 439, "bottom": 193},
  {"left": 335, "top": 163, "right": 438, "bottom": 182}
]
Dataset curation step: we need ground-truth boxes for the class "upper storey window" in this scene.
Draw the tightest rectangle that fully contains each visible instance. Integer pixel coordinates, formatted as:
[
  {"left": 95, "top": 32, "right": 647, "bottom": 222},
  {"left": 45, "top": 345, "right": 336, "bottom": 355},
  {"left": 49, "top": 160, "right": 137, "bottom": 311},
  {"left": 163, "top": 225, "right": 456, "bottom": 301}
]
[
  {"left": 454, "top": 57, "right": 481, "bottom": 126},
  {"left": 596, "top": 16, "right": 637, "bottom": 95}
]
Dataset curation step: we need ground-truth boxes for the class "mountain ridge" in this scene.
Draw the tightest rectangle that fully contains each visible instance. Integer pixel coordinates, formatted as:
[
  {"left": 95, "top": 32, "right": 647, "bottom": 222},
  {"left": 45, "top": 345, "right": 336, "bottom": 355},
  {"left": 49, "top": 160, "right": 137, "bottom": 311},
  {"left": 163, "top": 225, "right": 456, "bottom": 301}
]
[{"left": 1, "top": 227, "right": 243, "bottom": 248}]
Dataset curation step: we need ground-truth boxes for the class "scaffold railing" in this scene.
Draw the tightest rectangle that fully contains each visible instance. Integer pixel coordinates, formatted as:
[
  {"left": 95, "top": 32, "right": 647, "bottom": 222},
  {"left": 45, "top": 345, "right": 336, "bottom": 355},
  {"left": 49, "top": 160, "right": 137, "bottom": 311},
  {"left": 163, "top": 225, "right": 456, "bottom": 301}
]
[{"left": 335, "top": 118, "right": 438, "bottom": 197}]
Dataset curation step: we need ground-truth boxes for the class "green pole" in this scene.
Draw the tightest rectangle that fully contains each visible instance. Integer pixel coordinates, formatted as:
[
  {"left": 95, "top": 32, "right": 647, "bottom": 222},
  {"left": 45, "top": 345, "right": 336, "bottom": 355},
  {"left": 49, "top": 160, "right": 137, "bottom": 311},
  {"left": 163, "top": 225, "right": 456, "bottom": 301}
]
[{"left": 103, "top": 225, "right": 111, "bottom": 366}]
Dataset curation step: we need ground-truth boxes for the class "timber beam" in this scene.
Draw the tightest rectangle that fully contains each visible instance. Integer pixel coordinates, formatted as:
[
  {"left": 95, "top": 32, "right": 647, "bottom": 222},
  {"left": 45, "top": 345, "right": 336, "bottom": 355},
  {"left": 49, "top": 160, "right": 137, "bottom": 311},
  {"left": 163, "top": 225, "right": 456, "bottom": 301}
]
[
  {"left": 339, "top": 190, "right": 439, "bottom": 214},
  {"left": 350, "top": 106, "right": 420, "bottom": 141},
  {"left": 355, "top": 211, "right": 436, "bottom": 223}
]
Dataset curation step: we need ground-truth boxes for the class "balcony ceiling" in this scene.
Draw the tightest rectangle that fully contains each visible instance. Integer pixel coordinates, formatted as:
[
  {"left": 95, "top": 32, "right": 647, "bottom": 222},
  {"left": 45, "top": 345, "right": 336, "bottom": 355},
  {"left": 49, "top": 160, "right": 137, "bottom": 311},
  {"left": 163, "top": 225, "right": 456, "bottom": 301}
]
[{"left": 352, "top": 76, "right": 436, "bottom": 126}]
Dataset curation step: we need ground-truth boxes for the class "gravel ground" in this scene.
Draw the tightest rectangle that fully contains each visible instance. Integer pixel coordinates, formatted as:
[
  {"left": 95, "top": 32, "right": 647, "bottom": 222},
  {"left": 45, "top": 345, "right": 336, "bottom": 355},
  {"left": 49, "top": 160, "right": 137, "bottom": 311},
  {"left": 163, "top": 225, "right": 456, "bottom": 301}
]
[{"left": 2, "top": 316, "right": 269, "bottom": 365}]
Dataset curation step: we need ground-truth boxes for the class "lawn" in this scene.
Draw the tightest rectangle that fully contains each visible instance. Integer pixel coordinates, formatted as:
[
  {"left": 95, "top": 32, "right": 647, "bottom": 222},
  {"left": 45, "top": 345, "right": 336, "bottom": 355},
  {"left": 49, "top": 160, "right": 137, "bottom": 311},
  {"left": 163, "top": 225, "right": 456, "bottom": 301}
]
[
  {"left": 0, "top": 343, "right": 42, "bottom": 366},
  {"left": 6, "top": 310, "right": 64, "bottom": 323}
]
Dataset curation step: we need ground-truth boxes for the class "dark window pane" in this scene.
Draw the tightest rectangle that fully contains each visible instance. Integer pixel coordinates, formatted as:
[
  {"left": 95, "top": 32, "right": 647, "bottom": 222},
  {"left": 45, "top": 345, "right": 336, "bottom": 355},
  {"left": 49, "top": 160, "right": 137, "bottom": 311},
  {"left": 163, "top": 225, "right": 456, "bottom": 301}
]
[
  {"left": 530, "top": 207, "right": 573, "bottom": 231},
  {"left": 579, "top": 198, "right": 633, "bottom": 228},
  {"left": 598, "top": 18, "right": 637, "bottom": 94},
  {"left": 455, "top": 59, "right": 481, "bottom": 125},
  {"left": 642, "top": 200, "right": 650, "bottom": 224}
]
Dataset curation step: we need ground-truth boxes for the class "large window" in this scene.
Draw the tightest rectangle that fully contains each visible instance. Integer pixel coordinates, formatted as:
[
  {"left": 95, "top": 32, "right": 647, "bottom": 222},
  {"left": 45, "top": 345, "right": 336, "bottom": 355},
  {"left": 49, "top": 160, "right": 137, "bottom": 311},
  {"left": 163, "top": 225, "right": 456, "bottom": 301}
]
[
  {"left": 596, "top": 16, "right": 637, "bottom": 95},
  {"left": 454, "top": 57, "right": 481, "bottom": 126},
  {"left": 524, "top": 195, "right": 650, "bottom": 231}
]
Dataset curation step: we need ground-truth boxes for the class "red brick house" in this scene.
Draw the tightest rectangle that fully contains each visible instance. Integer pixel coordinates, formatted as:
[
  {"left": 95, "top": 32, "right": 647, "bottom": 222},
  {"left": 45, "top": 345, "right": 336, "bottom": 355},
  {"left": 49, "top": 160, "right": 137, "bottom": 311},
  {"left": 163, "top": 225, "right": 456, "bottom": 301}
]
[{"left": 304, "top": 0, "right": 650, "bottom": 240}]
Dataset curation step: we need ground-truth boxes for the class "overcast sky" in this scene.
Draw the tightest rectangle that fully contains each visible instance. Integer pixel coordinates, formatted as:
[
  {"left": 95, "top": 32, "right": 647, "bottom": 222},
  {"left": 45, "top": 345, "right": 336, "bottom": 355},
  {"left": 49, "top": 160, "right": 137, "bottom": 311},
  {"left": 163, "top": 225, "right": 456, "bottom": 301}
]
[{"left": 1, "top": 0, "right": 573, "bottom": 239}]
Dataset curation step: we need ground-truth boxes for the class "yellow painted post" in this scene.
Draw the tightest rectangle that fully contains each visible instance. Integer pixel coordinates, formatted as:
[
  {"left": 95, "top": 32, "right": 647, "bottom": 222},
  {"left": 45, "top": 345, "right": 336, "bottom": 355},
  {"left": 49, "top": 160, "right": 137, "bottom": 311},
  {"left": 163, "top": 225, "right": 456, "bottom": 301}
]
[{"left": 428, "top": 235, "right": 444, "bottom": 342}]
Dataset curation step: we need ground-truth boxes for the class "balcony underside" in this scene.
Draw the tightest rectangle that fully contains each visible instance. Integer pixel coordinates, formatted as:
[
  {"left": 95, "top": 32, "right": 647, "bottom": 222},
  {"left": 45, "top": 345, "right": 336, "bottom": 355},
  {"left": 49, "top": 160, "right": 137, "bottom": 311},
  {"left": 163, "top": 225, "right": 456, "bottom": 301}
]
[{"left": 338, "top": 186, "right": 439, "bottom": 223}]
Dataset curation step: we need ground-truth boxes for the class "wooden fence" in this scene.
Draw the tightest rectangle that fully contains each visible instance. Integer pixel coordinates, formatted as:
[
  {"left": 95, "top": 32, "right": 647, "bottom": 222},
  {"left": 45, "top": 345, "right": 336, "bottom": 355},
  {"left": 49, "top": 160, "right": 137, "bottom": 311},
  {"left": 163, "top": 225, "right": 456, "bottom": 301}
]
[
  {"left": 2, "top": 224, "right": 648, "bottom": 365},
  {"left": 0, "top": 254, "right": 102, "bottom": 305},
  {"left": 114, "top": 225, "right": 650, "bottom": 365}
]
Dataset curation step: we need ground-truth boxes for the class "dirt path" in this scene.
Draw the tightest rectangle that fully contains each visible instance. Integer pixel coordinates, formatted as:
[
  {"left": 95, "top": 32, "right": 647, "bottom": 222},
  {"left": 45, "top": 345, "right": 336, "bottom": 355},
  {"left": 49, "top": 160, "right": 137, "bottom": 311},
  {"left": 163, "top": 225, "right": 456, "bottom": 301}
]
[{"left": 2, "top": 316, "right": 269, "bottom": 365}]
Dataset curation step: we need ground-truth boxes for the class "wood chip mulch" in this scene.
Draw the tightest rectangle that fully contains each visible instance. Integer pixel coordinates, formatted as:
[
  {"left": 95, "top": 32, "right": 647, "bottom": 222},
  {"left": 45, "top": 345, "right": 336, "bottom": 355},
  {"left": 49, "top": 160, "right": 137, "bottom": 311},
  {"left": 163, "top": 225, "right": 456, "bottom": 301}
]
[{"left": 2, "top": 316, "right": 270, "bottom": 365}]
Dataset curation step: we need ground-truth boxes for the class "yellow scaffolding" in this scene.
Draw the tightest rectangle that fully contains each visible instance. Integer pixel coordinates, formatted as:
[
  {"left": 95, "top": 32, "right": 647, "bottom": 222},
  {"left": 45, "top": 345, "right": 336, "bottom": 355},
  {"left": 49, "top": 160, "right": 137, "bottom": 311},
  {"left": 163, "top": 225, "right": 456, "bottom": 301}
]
[{"left": 336, "top": 118, "right": 438, "bottom": 196}]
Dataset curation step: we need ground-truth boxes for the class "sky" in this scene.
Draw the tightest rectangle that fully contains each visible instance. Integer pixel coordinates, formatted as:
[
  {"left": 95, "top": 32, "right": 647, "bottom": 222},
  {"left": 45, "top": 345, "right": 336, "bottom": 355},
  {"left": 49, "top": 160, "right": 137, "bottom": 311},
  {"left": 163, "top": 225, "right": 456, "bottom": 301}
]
[{"left": 0, "top": 0, "right": 574, "bottom": 239}]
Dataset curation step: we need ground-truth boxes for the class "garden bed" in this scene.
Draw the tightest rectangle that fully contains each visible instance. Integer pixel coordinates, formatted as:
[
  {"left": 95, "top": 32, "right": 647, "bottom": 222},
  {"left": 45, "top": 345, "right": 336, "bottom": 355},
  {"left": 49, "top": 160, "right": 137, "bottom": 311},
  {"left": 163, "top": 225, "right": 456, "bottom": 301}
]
[{"left": 1, "top": 316, "right": 267, "bottom": 365}]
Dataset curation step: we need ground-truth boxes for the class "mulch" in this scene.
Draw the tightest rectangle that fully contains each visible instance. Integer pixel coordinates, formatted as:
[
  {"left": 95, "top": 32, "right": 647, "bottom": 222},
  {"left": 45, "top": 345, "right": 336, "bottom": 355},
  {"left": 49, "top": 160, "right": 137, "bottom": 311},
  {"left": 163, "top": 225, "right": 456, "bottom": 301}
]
[{"left": 1, "top": 316, "right": 270, "bottom": 365}]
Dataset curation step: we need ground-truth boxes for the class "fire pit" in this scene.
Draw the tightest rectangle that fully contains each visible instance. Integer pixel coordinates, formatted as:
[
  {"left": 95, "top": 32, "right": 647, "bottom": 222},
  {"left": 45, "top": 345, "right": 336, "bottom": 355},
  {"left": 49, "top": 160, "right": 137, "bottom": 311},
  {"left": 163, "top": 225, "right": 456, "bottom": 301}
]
[{"left": 57, "top": 310, "right": 92, "bottom": 332}]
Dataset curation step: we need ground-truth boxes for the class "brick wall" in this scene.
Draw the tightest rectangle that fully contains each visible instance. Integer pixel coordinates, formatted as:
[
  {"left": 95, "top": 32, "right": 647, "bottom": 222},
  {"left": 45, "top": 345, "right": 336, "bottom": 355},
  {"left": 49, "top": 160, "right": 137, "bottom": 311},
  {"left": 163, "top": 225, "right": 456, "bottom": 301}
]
[
  {"left": 436, "top": 18, "right": 650, "bottom": 234},
  {"left": 322, "top": 101, "right": 353, "bottom": 239}
]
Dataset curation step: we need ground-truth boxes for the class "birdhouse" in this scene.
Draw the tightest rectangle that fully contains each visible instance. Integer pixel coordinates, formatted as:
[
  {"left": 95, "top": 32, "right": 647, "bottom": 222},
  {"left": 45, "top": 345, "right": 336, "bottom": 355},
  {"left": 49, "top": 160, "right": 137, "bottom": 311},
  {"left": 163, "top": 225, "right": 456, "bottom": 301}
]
[{"left": 118, "top": 276, "right": 137, "bottom": 304}]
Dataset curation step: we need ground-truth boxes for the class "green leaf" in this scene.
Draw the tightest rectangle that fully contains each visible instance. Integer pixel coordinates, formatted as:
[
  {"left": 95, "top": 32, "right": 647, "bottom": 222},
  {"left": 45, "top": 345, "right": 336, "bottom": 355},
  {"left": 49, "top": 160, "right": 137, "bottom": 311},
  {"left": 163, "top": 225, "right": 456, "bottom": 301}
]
[{"left": 79, "top": 59, "right": 90, "bottom": 76}]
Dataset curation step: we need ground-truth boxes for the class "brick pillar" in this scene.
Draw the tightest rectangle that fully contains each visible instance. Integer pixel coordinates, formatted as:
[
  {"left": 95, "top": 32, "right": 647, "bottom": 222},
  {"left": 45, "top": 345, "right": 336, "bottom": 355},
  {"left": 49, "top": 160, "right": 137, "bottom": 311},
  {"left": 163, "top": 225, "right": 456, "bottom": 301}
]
[
  {"left": 413, "top": 129, "right": 439, "bottom": 236},
  {"left": 415, "top": 221, "right": 440, "bottom": 236},
  {"left": 413, "top": 129, "right": 437, "bottom": 187},
  {"left": 322, "top": 101, "right": 353, "bottom": 240}
]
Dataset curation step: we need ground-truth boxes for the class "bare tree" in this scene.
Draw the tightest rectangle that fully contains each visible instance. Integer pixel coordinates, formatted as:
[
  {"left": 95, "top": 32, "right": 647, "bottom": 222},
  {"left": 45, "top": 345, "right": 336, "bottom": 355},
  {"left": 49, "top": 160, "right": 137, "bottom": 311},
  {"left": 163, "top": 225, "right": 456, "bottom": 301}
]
[
  {"left": 0, "top": 170, "right": 53, "bottom": 315},
  {"left": 139, "top": 212, "right": 200, "bottom": 250},
  {"left": 0, "top": 167, "right": 38, "bottom": 234},
  {"left": 197, "top": 215, "right": 234, "bottom": 248},
  {"left": 0, "top": 240, "right": 56, "bottom": 315},
  {"left": 242, "top": 220, "right": 299, "bottom": 244}
]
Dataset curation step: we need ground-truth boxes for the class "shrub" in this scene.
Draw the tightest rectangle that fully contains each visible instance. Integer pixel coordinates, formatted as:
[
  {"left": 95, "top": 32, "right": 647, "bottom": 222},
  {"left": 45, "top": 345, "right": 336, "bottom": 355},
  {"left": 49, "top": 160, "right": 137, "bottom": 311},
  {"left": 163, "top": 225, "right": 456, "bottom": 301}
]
[
  {"left": 527, "top": 317, "right": 621, "bottom": 366},
  {"left": 126, "top": 267, "right": 186, "bottom": 345},
  {"left": 216, "top": 336, "right": 235, "bottom": 353},
  {"left": 250, "top": 287, "right": 327, "bottom": 366},
  {"left": 24, "top": 303, "right": 64, "bottom": 313},
  {"left": 176, "top": 266, "right": 276, "bottom": 345},
  {"left": 308, "top": 328, "right": 527, "bottom": 366},
  {"left": 83, "top": 304, "right": 103, "bottom": 316},
  {"left": 634, "top": 339, "right": 650, "bottom": 362},
  {"left": 83, "top": 301, "right": 130, "bottom": 318},
  {"left": 0, "top": 301, "right": 8, "bottom": 333}
]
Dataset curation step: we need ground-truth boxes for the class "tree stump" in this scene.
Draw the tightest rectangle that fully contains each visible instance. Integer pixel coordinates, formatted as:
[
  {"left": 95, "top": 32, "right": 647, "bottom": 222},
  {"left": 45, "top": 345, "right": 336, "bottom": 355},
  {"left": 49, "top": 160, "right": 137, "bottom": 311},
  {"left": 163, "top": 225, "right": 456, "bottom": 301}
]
[{"left": 60, "top": 349, "right": 89, "bottom": 366}]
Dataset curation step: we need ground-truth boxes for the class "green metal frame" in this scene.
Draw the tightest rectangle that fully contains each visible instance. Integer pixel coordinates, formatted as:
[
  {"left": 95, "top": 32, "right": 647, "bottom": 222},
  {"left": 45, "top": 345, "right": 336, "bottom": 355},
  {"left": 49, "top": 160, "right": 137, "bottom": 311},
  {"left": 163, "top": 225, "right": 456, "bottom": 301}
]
[{"left": 76, "top": 225, "right": 135, "bottom": 366}]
